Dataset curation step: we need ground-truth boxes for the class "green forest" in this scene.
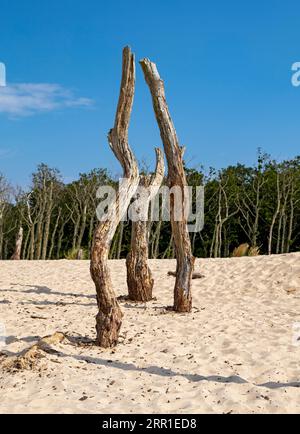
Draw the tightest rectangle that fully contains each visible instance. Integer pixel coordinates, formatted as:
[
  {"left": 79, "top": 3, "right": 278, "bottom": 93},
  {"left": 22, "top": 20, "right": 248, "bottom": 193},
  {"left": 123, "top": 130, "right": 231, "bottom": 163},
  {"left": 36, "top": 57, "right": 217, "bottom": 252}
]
[{"left": 1, "top": 149, "right": 300, "bottom": 261}]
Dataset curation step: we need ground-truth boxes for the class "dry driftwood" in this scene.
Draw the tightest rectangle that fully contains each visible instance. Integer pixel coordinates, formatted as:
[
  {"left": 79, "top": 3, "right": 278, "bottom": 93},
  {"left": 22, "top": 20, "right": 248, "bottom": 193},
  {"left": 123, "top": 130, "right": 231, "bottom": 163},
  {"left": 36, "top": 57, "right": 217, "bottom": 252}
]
[
  {"left": 1, "top": 332, "right": 66, "bottom": 372},
  {"left": 126, "top": 148, "right": 164, "bottom": 302},
  {"left": 90, "top": 47, "right": 139, "bottom": 347},
  {"left": 140, "top": 58, "right": 195, "bottom": 312}
]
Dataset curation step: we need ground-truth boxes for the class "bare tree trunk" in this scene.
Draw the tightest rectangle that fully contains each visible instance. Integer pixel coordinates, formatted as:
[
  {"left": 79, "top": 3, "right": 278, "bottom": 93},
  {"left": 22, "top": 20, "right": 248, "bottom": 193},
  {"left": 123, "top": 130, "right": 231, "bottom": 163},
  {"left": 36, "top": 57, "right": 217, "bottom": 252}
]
[
  {"left": 35, "top": 221, "right": 44, "bottom": 259},
  {"left": 11, "top": 227, "right": 23, "bottom": 260},
  {"left": 287, "top": 200, "right": 294, "bottom": 253},
  {"left": 56, "top": 219, "right": 68, "bottom": 259},
  {"left": 24, "top": 194, "right": 35, "bottom": 260},
  {"left": 22, "top": 229, "right": 30, "bottom": 260},
  {"left": 77, "top": 249, "right": 83, "bottom": 260},
  {"left": 280, "top": 179, "right": 292, "bottom": 253},
  {"left": 162, "top": 233, "right": 174, "bottom": 259},
  {"left": 42, "top": 182, "right": 54, "bottom": 260},
  {"left": 140, "top": 58, "right": 195, "bottom": 312},
  {"left": 35, "top": 192, "right": 46, "bottom": 260},
  {"left": 192, "top": 232, "right": 197, "bottom": 255},
  {"left": 148, "top": 220, "right": 154, "bottom": 257},
  {"left": 29, "top": 224, "right": 35, "bottom": 260},
  {"left": 126, "top": 148, "right": 164, "bottom": 302},
  {"left": 210, "top": 224, "right": 217, "bottom": 258},
  {"left": 214, "top": 186, "right": 222, "bottom": 258},
  {"left": 281, "top": 213, "right": 287, "bottom": 253},
  {"left": 3, "top": 239, "right": 8, "bottom": 259},
  {"left": 48, "top": 208, "right": 61, "bottom": 259},
  {"left": 199, "top": 232, "right": 208, "bottom": 257},
  {"left": 151, "top": 220, "right": 162, "bottom": 258},
  {"left": 268, "top": 173, "right": 281, "bottom": 255},
  {"left": 88, "top": 215, "right": 95, "bottom": 258},
  {"left": 116, "top": 221, "right": 124, "bottom": 259},
  {"left": 76, "top": 204, "right": 87, "bottom": 250},
  {"left": 90, "top": 47, "right": 139, "bottom": 347},
  {"left": 276, "top": 209, "right": 284, "bottom": 254},
  {"left": 286, "top": 183, "right": 298, "bottom": 253},
  {"left": 109, "top": 228, "right": 118, "bottom": 259},
  {"left": 72, "top": 213, "right": 80, "bottom": 251},
  {"left": 252, "top": 176, "right": 264, "bottom": 247},
  {"left": 127, "top": 215, "right": 152, "bottom": 300}
]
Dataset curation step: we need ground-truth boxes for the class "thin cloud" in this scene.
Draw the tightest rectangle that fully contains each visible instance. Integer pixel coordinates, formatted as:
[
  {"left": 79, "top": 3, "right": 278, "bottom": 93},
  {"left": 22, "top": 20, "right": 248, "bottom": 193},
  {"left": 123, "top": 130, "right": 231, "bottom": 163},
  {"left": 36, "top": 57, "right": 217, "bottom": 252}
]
[
  {"left": 0, "top": 83, "right": 93, "bottom": 117},
  {"left": 0, "top": 148, "right": 16, "bottom": 159}
]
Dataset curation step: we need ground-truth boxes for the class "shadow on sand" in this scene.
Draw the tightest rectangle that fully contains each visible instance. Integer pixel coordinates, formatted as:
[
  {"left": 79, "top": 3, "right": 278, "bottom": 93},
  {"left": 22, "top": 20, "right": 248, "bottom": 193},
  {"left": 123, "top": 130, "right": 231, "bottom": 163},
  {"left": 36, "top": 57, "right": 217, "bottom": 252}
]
[{"left": 2, "top": 332, "right": 300, "bottom": 391}]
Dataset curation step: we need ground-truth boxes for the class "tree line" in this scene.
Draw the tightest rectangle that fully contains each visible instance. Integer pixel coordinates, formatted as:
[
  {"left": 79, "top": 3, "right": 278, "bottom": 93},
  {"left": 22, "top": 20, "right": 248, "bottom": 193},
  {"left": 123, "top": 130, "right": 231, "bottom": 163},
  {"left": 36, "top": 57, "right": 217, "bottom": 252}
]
[{"left": 1, "top": 150, "right": 300, "bottom": 261}]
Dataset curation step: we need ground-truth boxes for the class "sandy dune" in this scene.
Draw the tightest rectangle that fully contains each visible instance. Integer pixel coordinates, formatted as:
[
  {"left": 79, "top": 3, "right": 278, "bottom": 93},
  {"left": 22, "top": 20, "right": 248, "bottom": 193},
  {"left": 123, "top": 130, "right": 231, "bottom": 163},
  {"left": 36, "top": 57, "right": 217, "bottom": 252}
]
[{"left": 1, "top": 254, "right": 300, "bottom": 414}]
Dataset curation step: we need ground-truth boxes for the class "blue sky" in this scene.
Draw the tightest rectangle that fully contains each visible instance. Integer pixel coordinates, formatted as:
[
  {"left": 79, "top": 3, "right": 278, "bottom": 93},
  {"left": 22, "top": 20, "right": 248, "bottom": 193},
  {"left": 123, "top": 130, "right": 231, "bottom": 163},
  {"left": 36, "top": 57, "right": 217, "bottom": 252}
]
[{"left": 0, "top": 0, "right": 300, "bottom": 186}]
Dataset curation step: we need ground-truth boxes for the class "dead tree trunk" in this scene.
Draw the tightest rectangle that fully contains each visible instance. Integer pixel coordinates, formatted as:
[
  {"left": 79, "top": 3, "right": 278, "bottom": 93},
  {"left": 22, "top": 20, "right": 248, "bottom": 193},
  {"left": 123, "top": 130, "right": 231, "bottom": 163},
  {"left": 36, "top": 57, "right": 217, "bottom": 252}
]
[
  {"left": 140, "top": 58, "right": 195, "bottom": 312},
  {"left": 22, "top": 229, "right": 30, "bottom": 260},
  {"left": 126, "top": 148, "right": 164, "bottom": 302},
  {"left": 90, "top": 47, "right": 139, "bottom": 347},
  {"left": 48, "top": 207, "right": 61, "bottom": 259},
  {"left": 116, "top": 221, "right": 124, "bottom": 259},
  {"left": 77, "top": 248, "right": 83, "bottom": 260},
  {"left": 11, "top": 227, "right": 23, "bottom": 260},
  {"left": 151, "top": 220, "right": 162, "bottom": 258},
  {"left": 76, "top": 203, "right": 87, "bottom": 251},
  {"left": 41, "top": 181, "right": 53, "bottom": 260},
  {"left": 268, "top": 172, "right": 281, "bottom": 255}
]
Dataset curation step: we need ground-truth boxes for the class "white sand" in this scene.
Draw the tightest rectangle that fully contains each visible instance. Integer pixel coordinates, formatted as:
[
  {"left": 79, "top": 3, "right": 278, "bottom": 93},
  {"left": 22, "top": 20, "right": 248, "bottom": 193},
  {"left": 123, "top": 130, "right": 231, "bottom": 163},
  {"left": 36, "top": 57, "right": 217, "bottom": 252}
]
[{"left": 1, "top": 254, "right": 300, "bottom": 414}]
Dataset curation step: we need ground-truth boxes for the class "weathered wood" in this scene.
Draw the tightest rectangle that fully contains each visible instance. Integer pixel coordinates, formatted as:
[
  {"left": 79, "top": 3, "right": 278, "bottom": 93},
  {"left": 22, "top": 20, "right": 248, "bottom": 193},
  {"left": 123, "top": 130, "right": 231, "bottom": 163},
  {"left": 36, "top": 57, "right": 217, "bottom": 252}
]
[
  {"left": 126, "top": 148, "right": 164, "bottom": 302},
  {"left": 90, "top": 47, "right": 139, "bottom": 347},
  {"left": 11, "top": 226, "right": 23, "bottom": 260},
  {"left": 140, "top": 58, "right": 195, "bottom": 312},
  {"left": 168, "top": 271, "right": 204, "bottom": 280},
  {"left": 1, "top": 332, "right": 66, "bottom": 372}
]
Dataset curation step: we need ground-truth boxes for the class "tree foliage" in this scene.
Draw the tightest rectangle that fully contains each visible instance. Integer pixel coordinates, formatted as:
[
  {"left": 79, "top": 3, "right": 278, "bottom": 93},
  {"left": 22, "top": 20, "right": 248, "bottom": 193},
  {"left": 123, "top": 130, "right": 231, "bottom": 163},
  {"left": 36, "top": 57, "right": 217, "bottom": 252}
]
[{"left": 2, "top": 152, "right": 300, "bottom": 260}]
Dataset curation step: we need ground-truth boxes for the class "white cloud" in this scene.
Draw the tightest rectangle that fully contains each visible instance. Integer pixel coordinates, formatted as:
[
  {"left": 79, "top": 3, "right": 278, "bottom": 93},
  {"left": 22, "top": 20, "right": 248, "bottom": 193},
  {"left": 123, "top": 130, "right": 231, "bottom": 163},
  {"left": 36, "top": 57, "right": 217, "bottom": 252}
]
[{"left": 0, "top": 83, "right": 93, "bottom": 117}]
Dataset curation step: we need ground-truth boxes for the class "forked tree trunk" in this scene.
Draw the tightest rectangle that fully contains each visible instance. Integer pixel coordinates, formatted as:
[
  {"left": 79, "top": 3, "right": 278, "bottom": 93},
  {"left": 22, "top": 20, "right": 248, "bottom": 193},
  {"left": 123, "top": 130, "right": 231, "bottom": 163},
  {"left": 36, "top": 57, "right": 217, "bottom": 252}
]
[
  {"left": 140, "top": 59, "right": 195, "bottom": 312},
  {"left": 11, "top": 227, "right": 23, "bottom": 260},
  {"left": 90, "top": 47, "right": 139, "bottom": 347},
  {"left": 126, "top": 148, "right": 164, "bottom": 302}
]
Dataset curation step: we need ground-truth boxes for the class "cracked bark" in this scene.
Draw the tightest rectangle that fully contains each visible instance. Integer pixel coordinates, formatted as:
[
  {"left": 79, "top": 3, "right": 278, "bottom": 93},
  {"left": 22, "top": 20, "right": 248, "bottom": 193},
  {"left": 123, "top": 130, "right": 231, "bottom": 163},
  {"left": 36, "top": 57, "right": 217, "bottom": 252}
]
[
  {"left": 126, "top": 148, "right": 164, "bottom": 302},
  {"left": 90, "top": 47, "right": 139, "bottom": 347},
  {"left": 140, "top": 58, "right": 195, "bottom": 312}
]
